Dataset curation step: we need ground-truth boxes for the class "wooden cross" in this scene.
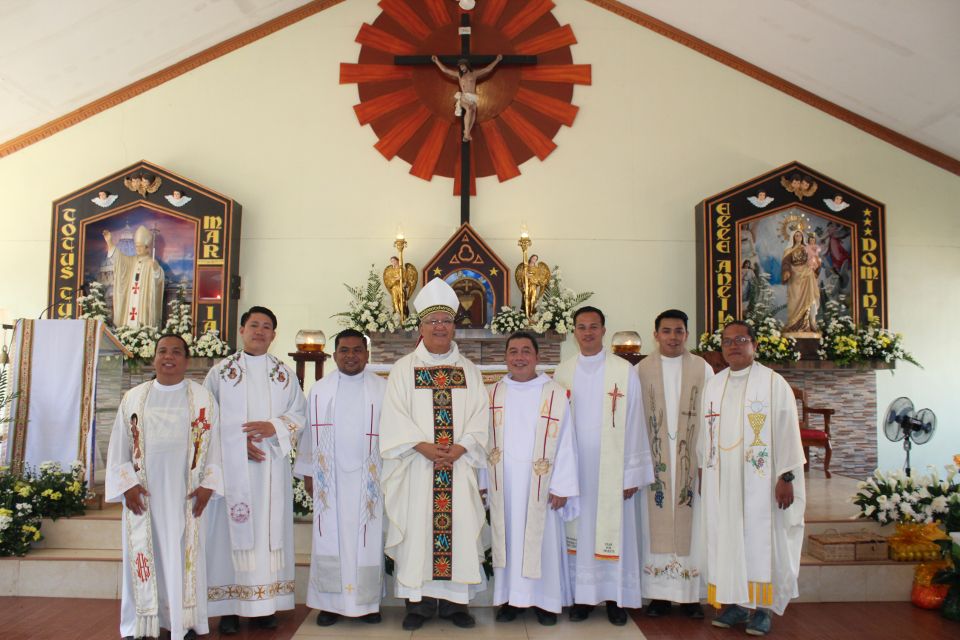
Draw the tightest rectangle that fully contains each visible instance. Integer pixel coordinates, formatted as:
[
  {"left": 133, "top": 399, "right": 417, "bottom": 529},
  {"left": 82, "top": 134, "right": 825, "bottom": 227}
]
[{"left": 395, "top": 12, "right": 536, "bottom": 225}]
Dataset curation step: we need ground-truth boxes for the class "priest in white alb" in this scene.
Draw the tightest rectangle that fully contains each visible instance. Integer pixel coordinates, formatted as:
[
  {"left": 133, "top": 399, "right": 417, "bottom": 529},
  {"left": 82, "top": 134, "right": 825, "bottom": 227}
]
[
  {"left": 486, "top": 331, "right": 579, "bottom": 627},
  {"left": 295, "top": 329, "right": 387, "bottom": 626},
  {"left": 106, "top": 334, "right": 222, "bottom": 640},
  {"left": 379, "top": 277, "right": 489, "bottom": 631},
  {"left": 700, "top": 321, "right": 805, "bottom": 637},
  {"left": 203, "top": 306, "right": 306, "bottom": 634},
  {"left": 554, "top": 306, "right": 654, "bottom": 625},
  {"left": 636, "top": 309, "right": 713, "bottom": 619}
]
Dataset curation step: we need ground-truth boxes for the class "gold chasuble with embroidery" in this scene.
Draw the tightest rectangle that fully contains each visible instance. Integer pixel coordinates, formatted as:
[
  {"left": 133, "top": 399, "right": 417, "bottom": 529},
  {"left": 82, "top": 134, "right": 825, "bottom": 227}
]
[
  {"left": 380, "top": 341, "right": 488, "bottom": 599},
  {"left": 700, "top": 362, "right": 805, "bottom": 616}
]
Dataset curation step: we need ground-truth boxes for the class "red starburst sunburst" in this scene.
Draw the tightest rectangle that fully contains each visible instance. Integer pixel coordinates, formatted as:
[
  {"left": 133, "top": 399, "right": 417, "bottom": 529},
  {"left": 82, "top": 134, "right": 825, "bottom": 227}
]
[{"left": 340, "top": 0, "right": 591, "bottom": 194}]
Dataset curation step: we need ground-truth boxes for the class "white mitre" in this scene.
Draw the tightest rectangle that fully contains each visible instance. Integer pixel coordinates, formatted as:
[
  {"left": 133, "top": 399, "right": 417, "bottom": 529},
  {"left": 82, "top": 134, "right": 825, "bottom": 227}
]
[
  {"left": 134, "top": 225, "right": 152, "bottom": 246},
  {"left": 414, "top": 277, "right": 459, "bottom": 319}
]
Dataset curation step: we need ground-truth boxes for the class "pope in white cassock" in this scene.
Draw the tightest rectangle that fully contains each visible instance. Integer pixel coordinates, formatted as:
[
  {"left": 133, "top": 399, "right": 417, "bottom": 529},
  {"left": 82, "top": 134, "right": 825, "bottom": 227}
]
[
  {"left": 485, "top": 331, "right": 579, "bottom": 627},
  {"left": 554, "top": 306, "right": 654, "bottom": 626},
  {"left": 635, "top": 309, "right": 713, "bottom": 619},
  {"left": 295, "top": 329, "right": 387, "bottom": 627},
  {"left": 700, "top": 321, "right": 805, "bottom": 637},
  {"left": 203, "top": 307, "right": 306, "bottom": 635},
  {"left": 379, "top": 277, "right": 489, "bottom": 631},
  {"left": 106, "top": 335, "right": 222, "bottom": 640}
]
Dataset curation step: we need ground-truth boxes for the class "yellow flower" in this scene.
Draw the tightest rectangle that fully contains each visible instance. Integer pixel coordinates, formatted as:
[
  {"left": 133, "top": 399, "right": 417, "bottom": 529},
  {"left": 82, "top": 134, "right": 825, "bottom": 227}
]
[
  {"left": 17, "top": 486, "right": 31, "bottom": 498},
  {"left": 41, "top": 488, "right": 53, "bottom": 497},
  {"left": 51, "top": 492, "right": 62, "bottom": 500},
  {"left": 0, "top": 508, "right": 11, "bottom": 517},
  {"left": 67, "top": 481, "right": 81, "bottom": 494}
]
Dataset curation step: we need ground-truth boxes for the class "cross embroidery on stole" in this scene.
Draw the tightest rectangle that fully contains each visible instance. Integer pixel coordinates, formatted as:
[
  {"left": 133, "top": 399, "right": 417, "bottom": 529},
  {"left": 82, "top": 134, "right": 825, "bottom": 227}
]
[
  {"left": 535, "top": 391, "right": 561, "bottom": 499},
  {"left": 414, "top": 366, "right": 467, "bottom": 580}
]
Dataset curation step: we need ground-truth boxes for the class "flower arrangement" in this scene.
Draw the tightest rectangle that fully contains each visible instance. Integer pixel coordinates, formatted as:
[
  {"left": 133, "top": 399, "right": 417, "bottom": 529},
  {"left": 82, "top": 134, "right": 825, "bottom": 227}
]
[
  {"left": 0, "top": 460, "right": 87, "bottom": 556},
  {"left": 77, "top": 282, "right": 109, "bottom": 322},
  {"left": 162, "top": 284, "right": 194, "bottom": 338},
  {"left": 114, "top": 324, "right": 161, "bottom": 362},
  {"left": 817, "top": 300, "right": 919, "bottom": 367},
  {"left": 528, "top": 267, "right": 593, "bottom": 334},
  {"left": 489, "top": 306, "right": 529, "bottom": 334},
  {"left": 334, "top": 266, "right": 414, "bottom": 333},
  {"left": 288, "top": 450, "right": 312, "bottom": 517},
  {"left": 191, "top": 329, "right": 232, "bottom": 359},
  {"left": 851, "top": 465, "right": 960, "bottom": 525}
]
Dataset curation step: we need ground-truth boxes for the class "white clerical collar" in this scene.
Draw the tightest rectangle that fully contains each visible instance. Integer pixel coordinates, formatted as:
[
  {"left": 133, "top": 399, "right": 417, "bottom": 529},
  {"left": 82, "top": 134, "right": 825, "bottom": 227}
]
[
  {"left": 152, "top": 379, "right": 186, "bottom": 391},
  {"left": 504, "top": 372, "right": 549, "bottom": 388},
  {"left": 338, "top": 370, "right": 365, "bottom": 383},
  {"left": 729, "top": 365, "right": 751, "bottom": 377},
  {"left": 578, "top": 350, "right": 605, "bottom": 363},
  {"left": 243, "top": 351, "right": 268, "bottom": 360},
  {"left": 662, "top": 353, "right": 684, "bottom": 362},
  {"left": 416, "top": 340, "right": 459, "bottom": 364}
]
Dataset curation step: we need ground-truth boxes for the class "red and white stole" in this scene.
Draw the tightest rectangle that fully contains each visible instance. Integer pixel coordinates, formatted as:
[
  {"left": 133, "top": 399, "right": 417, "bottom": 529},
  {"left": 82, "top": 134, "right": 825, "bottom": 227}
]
[
  {"left": 487, "top": 377, "right": 569, "bottom": 579},
  {"left": 122, "top": 380, "right": 215, "bottom": 639}
]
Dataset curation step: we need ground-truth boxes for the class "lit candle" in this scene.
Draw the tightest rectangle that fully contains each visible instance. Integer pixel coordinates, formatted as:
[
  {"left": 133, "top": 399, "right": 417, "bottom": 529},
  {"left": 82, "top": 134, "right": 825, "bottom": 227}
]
[{"left": 520, "top": 223, "right": 529, "bottom": 239}]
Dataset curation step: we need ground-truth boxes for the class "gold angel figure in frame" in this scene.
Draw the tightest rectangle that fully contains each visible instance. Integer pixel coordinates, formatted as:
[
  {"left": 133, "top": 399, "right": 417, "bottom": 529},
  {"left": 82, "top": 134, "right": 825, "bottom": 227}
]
[
  {"left": 124, "top": 173, "right": 162, "bottom": 197},
  {"left": 516, "top": 254, "right": 550, "bottom": 318},
  {"left": 383, "top": 257, "right": 418, "bottom": 320}
]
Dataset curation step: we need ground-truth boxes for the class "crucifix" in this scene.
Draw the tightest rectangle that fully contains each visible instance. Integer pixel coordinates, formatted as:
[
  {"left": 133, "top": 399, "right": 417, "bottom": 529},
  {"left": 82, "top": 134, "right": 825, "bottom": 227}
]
[
  {"left": 395, "top": 12, "right": 537, "bottom": 225},
  {"left": 608, "top": 383, "right": 625, "bottom": 428},
  {"left": 365, "top": 406, "right": 379, "bottom": 455}
]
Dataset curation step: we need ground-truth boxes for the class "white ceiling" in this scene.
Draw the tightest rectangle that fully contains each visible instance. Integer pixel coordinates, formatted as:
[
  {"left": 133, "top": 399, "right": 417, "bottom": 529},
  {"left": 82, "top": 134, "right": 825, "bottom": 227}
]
[{"left": 2, "top": 0, "right": 958, "bottom": 166}]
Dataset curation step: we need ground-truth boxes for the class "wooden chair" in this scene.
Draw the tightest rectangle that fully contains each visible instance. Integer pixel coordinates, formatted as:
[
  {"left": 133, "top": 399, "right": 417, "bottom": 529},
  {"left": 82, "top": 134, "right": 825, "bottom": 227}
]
[{"left": 791, "top": 386, "right": 834, "bottom": 478}]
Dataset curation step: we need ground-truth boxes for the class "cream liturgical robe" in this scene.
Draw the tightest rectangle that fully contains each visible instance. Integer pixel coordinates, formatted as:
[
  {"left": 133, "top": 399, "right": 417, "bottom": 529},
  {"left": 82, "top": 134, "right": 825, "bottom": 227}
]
[
  {"left": 699, "top": 362, "right": 805, "bottom": 616},
  {"left": 555, "top": 352, "right": 654, "bottom": 608},
  {"left": 294, "top": 369, "right": 387, "bottom": 616},
  {"left": 636, "top": 351, "right": 713, "bottom": 603},
  {"left": 108, "top": 247, "right": 165, "bottom": 329},
  {"left": 203, "top": 352, "right": 306, "bottom": 617},
  {"left": 106, "top": 380, "right": 222, "bottom": 640},
  {"left": 487, "top": 374, "right": 579, "bottom": 613},
  {"left": 380, "top": 341, "right": 489, "bottom": 604}
]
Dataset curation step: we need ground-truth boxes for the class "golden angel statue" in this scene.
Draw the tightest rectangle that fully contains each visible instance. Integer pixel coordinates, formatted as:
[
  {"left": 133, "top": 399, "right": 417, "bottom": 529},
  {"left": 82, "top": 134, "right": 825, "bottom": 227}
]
[
  {"left": 515, "top": 254, "right": 551, "bottom": 318},
  {"left": 124, "top": 173, "right": 162, "bottom": 197},
  {"left": 383, "top": 256, "right": 418, "bottom": 319}
]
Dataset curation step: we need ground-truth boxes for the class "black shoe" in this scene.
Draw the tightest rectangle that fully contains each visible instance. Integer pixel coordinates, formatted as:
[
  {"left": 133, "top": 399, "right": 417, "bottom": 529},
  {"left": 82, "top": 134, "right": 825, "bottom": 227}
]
[
  {"left": 646, "top": 599, "right": 672, "bottom": 617},
  {"left": 183, "top": 631, "right": 197, "bottom": 640},
  {"left": 360, "top": 612, "right": 382, "bottom": 624},
  {"left": 402, "top": 613, "right": 426, "bottom": 630},
  {"left": 569, "top": 604, "right": 594, "bottom": 621},
  {"left": 534, "top": 608, "right": 558, "bottom": 626},
  {"left": 496, "top": 604, "right": 521, "bottom": 622},
  {"left": 680, "top": 602, "right": 705, "bottom": 619},
  {"left": 441, "top": 611, "right": 476, "bottom": 628},
  {"left": 217, "top": 615, "right": 240, "bottom": 635},
  {"left": 606, "top": 601, "right": 628, "bottom": 626},
  {"left": 253, "top": 614, "right": 278, "bottom": 630},
  {"left": 316, "top": 611, "right": 339, "bottom": 626}
]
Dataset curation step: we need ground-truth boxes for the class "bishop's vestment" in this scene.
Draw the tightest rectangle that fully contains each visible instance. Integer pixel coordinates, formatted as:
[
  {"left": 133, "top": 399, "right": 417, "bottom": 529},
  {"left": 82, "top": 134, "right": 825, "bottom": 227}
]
[{"left": 379, "top": 341, "right": 489, "bottom": 605}]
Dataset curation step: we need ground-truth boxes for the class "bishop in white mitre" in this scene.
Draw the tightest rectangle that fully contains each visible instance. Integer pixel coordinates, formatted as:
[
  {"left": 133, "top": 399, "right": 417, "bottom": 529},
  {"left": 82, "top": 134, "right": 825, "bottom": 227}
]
[
  {"left": 635, "top": 310, "right": 713, "bottom": 618},
  {"left": 379, "top": 278, "right": 489, "bottom": 631},
  {"left": 700, "top": 321, "right": 805, "bottom": 636},
  {"left": 485, "top": 331, "right": 579, "bottom": 627},
  {"left": 294, "top": 329, "right": 387, "bottom": 626},
  {"left": 203, "top": 307, "right": 306, "bottom": 634},
  {"left": 554, "top": 306, "right": 654, "bottom": 626},
  {"left": 106, "top": 335, "right": 222, "bottom": 640}
]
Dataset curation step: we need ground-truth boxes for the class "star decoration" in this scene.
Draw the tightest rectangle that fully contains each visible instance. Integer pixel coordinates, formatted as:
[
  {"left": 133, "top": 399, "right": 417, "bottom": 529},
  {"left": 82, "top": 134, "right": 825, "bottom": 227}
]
[
  {"left": 489, "top": 267, "right": 499, "bottom": 276},
  {"left": 433, "top": 267, "right": 442, "bottom": 276}
]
